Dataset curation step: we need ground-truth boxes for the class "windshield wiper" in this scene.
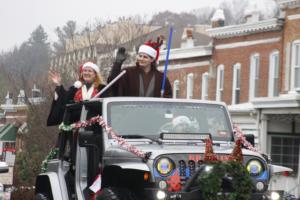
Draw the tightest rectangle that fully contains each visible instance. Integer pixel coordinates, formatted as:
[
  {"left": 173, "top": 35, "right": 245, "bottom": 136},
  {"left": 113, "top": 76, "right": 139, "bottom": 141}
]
[{"left": 121, "top": 135, "right": 162, "bottom": 145}]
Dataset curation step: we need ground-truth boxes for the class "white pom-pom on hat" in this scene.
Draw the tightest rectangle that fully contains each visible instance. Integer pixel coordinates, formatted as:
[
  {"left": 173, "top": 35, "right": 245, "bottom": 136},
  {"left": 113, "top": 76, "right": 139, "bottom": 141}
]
[{"left": 74, "top": 81, "right": 82, "bottom": 89}]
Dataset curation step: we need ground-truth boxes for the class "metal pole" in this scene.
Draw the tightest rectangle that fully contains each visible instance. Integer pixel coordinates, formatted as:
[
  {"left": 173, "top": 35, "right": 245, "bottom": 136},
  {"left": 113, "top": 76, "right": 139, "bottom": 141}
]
[
  {"left": 160, "top": 26, "right": 173, "bottom": 97},
  {"left": 93, "top": 70, "right": 126, "bottom": 98}
]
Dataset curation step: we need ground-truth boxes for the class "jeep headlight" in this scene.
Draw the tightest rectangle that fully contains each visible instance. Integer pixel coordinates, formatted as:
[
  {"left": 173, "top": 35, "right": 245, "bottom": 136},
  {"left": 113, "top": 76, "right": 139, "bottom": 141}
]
[
  {"left": 246, "top": 160, "right": 263, "bottom": 176},
  {"left": 156, "top": 158, "right": 174, "bottom": 176}
]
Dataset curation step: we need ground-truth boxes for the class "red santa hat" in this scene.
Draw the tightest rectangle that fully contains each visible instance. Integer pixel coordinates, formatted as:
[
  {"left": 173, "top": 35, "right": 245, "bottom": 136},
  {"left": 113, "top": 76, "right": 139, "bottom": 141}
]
[
  {"left": 82, "top": 61, "right": 100, "bottom": 74},
  {"left": 138, "top": 36, "right": 163, "bottom": 61}
]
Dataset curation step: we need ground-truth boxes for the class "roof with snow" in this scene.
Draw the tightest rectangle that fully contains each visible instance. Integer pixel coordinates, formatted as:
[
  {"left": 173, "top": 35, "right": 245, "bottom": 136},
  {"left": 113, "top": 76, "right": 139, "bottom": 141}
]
[{"left": 207, "top": 18, "right": 284, "bottom": 39}]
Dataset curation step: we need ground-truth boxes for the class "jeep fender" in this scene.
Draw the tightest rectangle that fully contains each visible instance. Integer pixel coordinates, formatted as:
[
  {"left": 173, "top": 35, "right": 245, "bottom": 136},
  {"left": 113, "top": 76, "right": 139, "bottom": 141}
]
[
  {"left": 102, "top": 162, "right": 151, "bottom": 188},
  {"left": 35, "top": 172, "right": 64, "bottom": 200},
  {"left": 269, "top": 164, "right": 293, "bottom": 175}
]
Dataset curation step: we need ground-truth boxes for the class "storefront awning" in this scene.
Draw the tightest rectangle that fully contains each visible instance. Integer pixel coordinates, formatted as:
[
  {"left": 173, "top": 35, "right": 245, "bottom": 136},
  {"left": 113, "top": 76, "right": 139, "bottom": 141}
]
[{"left": 0, "top": 124, "right": 17, "bottom": 142}]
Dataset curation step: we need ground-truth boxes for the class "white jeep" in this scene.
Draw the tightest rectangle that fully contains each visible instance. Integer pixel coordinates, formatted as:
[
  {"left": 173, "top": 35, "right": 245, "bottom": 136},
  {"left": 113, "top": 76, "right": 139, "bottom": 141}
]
[{"left": 34, "top": 97, "right": 293, "bottom": 200}]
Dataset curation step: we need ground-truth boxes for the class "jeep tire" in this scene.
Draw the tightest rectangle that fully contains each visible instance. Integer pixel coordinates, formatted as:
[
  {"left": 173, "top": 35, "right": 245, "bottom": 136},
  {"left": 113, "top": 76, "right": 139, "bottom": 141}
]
[
  {"left": 34, "top": 193, "right": 50, "bottom": 200},
  {"left": 96, "top": 187, "right": 138, "bottom": 200}
]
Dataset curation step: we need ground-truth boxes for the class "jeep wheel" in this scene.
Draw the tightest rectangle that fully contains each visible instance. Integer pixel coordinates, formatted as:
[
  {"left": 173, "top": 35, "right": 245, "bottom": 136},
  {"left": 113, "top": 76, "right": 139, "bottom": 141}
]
[
  {"left": 34, "top": 193, "right": 50, "bottom": 200},
  {"left": 282, "top": 192, "right": 297, "bottom": 200},
  {"left": 96, "top": 187, "right": 138, "bottom": 200}
]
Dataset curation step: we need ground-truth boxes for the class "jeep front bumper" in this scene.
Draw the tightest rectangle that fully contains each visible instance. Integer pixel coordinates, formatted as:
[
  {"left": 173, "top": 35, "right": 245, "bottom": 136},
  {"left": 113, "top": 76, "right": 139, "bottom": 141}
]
[{"left": 143, "top": 188, "right": 281, "bottom": 200}]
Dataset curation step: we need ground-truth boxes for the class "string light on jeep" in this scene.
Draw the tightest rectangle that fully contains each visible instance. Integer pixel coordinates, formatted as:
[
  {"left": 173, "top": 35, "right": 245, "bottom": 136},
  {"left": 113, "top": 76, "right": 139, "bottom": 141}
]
[
  {"left": 178, "top": 160, "right": 186, "bottom": 176},
  {"left": 188, "top": 160, "right": 196, "bottom": 176}
]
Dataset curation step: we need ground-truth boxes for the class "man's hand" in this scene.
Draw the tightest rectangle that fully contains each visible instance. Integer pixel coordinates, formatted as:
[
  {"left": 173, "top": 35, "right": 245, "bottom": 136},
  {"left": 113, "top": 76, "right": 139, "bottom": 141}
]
[{"left": 115, "top": 47, "right": 127, "bottom": 63}]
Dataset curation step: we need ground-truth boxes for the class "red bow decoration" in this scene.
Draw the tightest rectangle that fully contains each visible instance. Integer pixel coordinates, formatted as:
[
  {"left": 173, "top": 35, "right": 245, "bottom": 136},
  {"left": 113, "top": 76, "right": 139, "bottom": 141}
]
[{"left": 166, "top": 171, "right": 181, "bottom": 192}]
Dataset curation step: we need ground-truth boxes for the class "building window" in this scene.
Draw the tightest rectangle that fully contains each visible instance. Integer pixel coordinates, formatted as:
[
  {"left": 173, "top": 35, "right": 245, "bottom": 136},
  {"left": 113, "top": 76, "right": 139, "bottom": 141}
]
[
  {"left": 269, "top": 134, "right": 299, "bottom": 174},
  {"left": 186, "top": 73, "right": 194, "bottom": 99},
  {"left": 291, "top": 40, "right": 300, "bottom": 91},
  {"left": 232, "top": 63, "right": 241, "bottom": 105},
  {"left": 173, "top": 80, "right": 180, "bottom": 99},
  {"left": 268, "top": 51, "right": 280, "bottom": 97},
  {"left": 249, "top": 53, "right": 260, "bottom": 100},
  {"left": 201, "top": 72, "right": 209, "bottom": 100},
  {"left": 216, "top": 65, "right": 224, "bottom": 101}
]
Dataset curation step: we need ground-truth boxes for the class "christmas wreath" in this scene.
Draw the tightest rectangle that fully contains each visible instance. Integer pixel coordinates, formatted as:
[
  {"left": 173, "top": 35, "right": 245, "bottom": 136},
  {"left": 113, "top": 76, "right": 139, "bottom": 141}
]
[
  {"left": 197, "top": 161, "right": 253, "bottom": 200},
  {"left": 197, "top": 138, "right": 254, "bottom": 200}
]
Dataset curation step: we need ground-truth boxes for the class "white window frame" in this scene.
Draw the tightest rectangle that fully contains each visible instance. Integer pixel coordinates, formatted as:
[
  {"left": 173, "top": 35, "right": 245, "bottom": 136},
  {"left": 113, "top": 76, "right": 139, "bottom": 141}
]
[
  {"left": 232, "top": 63, "right": 241, "bottom": 105},
  {"left": 268, "top": 51, "right": 280, "bottom": 97},
  {"left": 173, "top": 80, "right": 180, "bottom": 99},
  {"left": 249, "top": 53, "right": 260, "bottom": 100},
  {"left": 186, "top": 73, "right": 194, "bottom": 99},
  {"left": 291, "top": 40, "right": 300, "bottom": 91},
  {"left": 268, "top": 134, "right": 300, "bottom": 174},
  {"left": 201, "top": 72, "right": 209, "bottom": 100},
  {"left": 216, "top": 65, "right": 224, "bottom": 101}
]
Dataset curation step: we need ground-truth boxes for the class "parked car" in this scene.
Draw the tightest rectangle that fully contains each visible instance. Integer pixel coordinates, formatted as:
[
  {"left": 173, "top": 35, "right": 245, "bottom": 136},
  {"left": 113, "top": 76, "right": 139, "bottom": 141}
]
[
  {"left": 0, "top": 183, "right": 4, "bottom": 200},
  {"left": 34, "top": 97, "right": 293, "bottom": 200},
  {"left": 0, "top": 162, "right": 8, "bottom": 173}
]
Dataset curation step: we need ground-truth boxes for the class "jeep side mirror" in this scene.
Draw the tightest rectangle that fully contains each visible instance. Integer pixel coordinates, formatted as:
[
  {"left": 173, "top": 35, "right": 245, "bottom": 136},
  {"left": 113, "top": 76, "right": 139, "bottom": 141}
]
[{"left": 244, "top": 134, "right": 255, "bottom": 147}]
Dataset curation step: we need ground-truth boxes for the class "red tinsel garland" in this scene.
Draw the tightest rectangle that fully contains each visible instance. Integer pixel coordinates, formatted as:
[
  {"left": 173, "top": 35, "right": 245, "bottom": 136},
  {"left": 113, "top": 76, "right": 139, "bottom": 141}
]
[
  {"left": 72, "top": 116, "right": 148, "bottom": 159},
  {"left": 233, "top": 124, "right": 258, "bottom": 152}
]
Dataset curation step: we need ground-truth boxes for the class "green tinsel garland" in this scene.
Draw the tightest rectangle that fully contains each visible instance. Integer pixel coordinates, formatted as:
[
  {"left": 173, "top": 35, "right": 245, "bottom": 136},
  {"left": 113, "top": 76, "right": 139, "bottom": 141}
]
[
  {"left": 58, "top": 122, "right": 74, "bottom": 131},
  {"left": 41, "top": 148, "right": 59, "bottom": 173},
  {"left": 197, "top": 161, "right": 254, "bottom": 200}
]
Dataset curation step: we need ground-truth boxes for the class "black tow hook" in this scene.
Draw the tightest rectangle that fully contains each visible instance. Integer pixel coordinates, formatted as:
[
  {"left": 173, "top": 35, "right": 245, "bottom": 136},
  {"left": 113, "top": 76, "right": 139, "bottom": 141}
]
[{"left": 169, "top": 193, "right": 182, "bottom": 200}]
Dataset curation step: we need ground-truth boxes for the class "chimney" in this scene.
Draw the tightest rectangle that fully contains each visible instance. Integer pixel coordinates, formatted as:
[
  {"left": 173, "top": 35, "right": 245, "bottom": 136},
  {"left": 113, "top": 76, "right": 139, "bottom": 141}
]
[
  {"left": 17, "top": 90, "right": 26, "bottom": 105},
  {"left": 244, "top": 1, "right": 260, "bottom": 23},
  {"left": 32, "top": 84, "right": 41, "bottom": 98},
  {"left": 5, "top": 91, "right": 13, "bottom": 105},
  {"left": 181, "top": 28, "right": 194, "bottom": 48},
  {"left": 211, "top": 9, "right": 225, "bottom": 28},
  {"left": 244, "top": 12, "right": 260, "bottom": 23}
]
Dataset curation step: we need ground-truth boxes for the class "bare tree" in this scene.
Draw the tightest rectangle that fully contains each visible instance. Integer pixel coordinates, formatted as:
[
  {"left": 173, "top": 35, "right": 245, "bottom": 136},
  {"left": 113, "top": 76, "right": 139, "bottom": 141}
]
[
  {"left": 0, "top": 25, "right": 56, "bottom": 200},
  {"left": 52, "top": 15, "right": 155, "bottom": 81}
]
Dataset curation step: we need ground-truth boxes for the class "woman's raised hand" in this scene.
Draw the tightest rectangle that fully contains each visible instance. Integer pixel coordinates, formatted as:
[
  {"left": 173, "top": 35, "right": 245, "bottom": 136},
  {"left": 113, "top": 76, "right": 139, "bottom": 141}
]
[{"left": 48, "top": 70, "right": 62, "bottom": 86}]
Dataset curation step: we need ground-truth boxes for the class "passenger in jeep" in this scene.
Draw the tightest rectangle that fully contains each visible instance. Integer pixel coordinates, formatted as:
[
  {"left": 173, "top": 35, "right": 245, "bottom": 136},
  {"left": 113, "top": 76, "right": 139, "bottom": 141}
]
[
  {"left": 47, "top": 61, "right": 110, "bottom": 126},
  {"left": 108, "top": 37, "right": 172, "bottom": 98}
]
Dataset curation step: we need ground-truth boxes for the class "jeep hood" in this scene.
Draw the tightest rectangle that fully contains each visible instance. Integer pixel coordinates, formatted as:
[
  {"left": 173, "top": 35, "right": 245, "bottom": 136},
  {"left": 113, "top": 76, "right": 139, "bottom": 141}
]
[{"left": 104, "top": 142, "right": 264, "bottom": 160}]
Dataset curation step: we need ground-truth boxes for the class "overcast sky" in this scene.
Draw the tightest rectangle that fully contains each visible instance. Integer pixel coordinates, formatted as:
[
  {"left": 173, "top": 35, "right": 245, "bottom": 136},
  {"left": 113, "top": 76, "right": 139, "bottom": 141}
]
[{"left": 0, "top": 0, "right": 223, "bottom": 51}]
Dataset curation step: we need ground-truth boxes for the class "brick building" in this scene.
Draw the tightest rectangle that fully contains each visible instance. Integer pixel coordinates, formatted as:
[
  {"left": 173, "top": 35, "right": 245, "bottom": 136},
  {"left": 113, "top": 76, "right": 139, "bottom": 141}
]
[
  {"left": 48, "top": 2, "right": 299, "bottom": 195},
  {"left": 0, "top": 86, "right": 41, "bottom": 187},
  {"left": 160, "top": 0, "right": 299, "bottom": 195}
]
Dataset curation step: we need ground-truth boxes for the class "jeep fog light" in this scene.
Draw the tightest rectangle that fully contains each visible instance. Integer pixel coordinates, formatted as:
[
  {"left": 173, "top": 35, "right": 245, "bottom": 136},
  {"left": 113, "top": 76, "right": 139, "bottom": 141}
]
[
  {"left": 270, "top": 191, "right": 280, "bottom": 200},
  {"left": 205, "top": 165, "right": 213, "bottom": 172},
  {"left": 255, "top": 181, "right": 264, "bottom": 191},
  {"left": 156, "top": 158, "right": 174, "bottom": 176},
  {"left": 246, "top": 160, "right": 263, "bottom": 176},
  {"left": 156, "top": 190, "right": 166, "bottom": 200},
  {"left": 159, "top": 180, "right": 167, "bottom": 189}
]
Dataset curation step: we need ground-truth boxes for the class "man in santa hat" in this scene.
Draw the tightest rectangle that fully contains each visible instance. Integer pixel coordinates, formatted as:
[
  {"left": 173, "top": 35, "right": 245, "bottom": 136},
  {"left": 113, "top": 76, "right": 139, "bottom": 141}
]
[
  {"left": 108, "top": 37, "right": 172, "bottom": 97},
  {"left": 47, "top": 61, "right": 110, "bottom": 126}
]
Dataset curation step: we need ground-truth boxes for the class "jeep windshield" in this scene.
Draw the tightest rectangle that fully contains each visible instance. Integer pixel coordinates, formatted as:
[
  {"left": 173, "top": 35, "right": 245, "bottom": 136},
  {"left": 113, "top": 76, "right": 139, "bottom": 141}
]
[{"left": 107, "top": 101, "right": 233, "bottom": 141}]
